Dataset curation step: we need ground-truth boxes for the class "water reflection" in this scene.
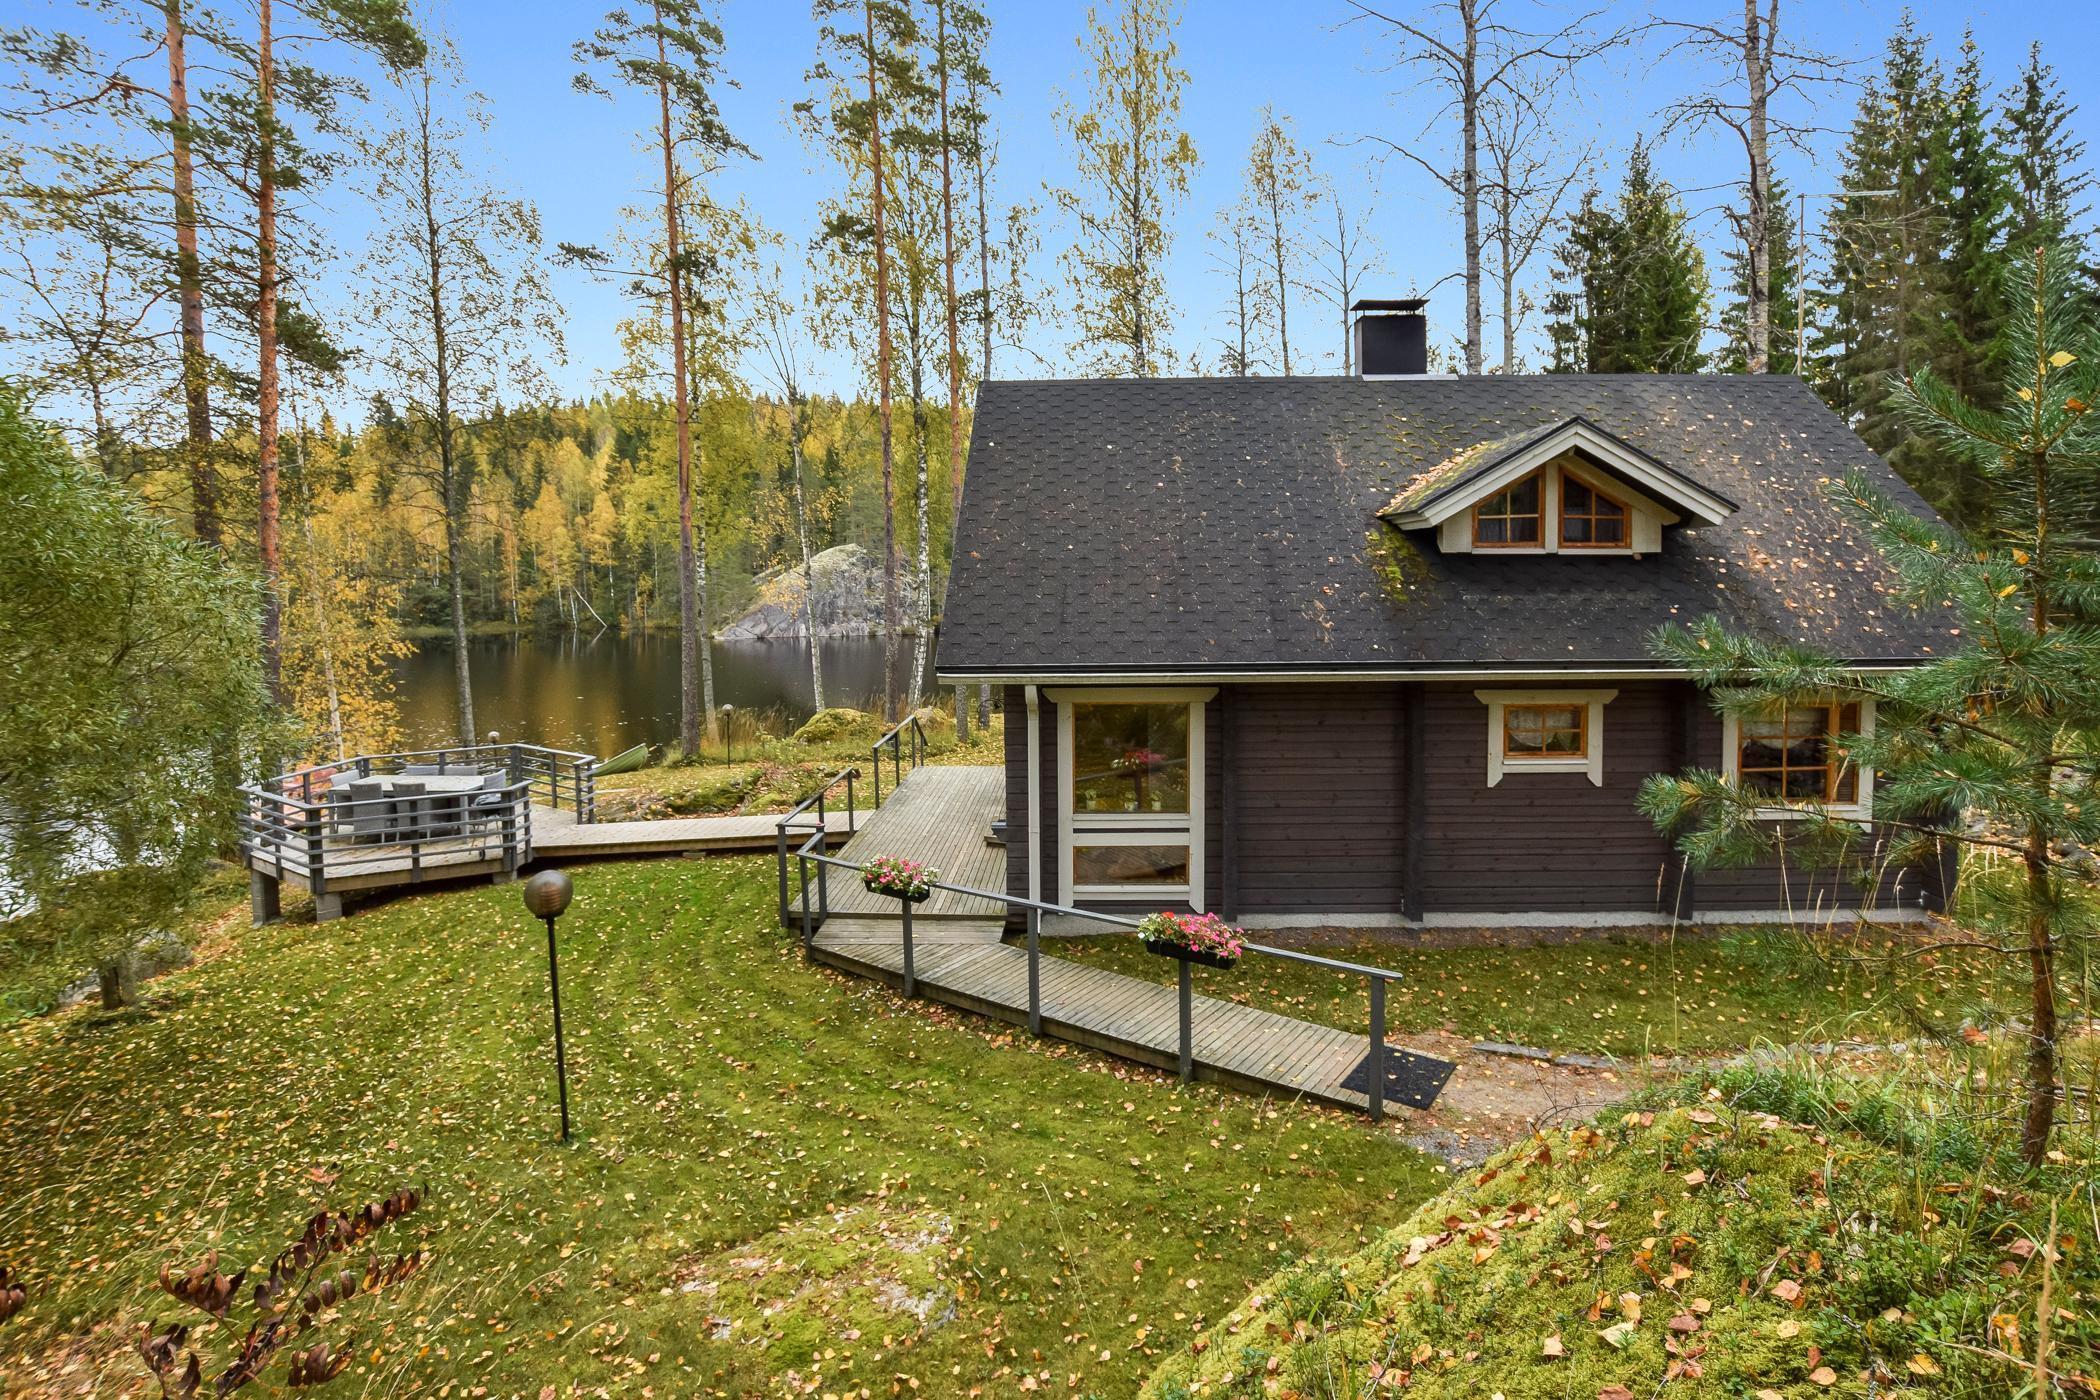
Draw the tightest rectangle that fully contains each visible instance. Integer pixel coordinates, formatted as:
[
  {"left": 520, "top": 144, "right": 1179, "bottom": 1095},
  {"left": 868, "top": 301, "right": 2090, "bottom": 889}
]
[{"left": 391, "top": 634, "right": 934, "bottom": 757}]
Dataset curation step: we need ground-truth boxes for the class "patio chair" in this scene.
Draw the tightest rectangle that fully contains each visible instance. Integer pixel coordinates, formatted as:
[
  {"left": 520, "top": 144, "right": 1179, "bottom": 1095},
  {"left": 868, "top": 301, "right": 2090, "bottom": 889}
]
[
  {"left": 343, "top": 778, "right": 390, "bottom": 844},
  {"left": 388, "top": 779, "right": 428, "bottom": 844},
  {"left": 401, "top": 762, "right": 448, "bottom": 777}
]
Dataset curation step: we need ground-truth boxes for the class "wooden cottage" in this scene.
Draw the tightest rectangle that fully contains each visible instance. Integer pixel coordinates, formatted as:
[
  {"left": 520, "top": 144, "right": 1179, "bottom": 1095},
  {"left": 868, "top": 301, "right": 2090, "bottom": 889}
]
[{"left": 935, "top": 302, "right": 1960, "bottom": 930}]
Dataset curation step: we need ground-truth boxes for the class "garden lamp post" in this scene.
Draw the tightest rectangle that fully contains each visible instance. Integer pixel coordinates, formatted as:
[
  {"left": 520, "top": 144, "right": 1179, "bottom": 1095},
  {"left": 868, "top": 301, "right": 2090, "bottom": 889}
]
[
  {"left": 722, "top": 704, "right": 735, "bottom": 764},
  {"left": 522, "top": 870, "right": 574, "bottom": 1142}
]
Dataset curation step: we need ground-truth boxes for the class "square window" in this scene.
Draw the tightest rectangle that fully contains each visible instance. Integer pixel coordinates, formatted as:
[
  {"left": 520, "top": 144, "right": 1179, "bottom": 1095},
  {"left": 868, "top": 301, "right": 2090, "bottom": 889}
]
[
  {"left": 1735, "top": 702, "right": 1862, "bottom": 807},
  {"left": 1072, "top": 703, "right": 1190, "bottom": 815},
  {"left": 1473, "top": 471, "right": 1544, "bottom": 548},
  {"left": 1505, "top": 703, "right": 1586, "bottom": 758}
]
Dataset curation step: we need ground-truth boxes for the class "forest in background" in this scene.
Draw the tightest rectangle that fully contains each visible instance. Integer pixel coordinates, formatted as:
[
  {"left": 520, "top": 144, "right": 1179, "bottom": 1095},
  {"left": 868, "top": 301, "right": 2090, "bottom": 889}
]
[{"left": 1, "top": 0, "right": 2093, "bottom": 763}]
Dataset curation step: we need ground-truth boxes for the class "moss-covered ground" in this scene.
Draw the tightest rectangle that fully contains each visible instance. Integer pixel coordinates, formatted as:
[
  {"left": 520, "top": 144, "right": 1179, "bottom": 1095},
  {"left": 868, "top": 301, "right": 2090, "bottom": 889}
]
[
  {"left": 0, "top": 856, "right": 1440, "bottom": 1397},
  {"left": 594, "top": 707, "right": 1004, "bottom": 818},
  {"left": 1146, "top": 1096, "right": 2099, "bottom": 1398},
  {"left": 1056, "top": 925, "right": 2051, "bottom": 1059}
]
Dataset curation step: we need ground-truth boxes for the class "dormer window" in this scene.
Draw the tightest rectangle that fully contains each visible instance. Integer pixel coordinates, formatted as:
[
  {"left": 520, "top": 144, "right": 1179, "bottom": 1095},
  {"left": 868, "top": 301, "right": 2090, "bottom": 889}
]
[
  {"left": 1378, "top": 415, "right": 1737, "bottom": 559},
  {"left": 1559, "top": 477, "right": 1627, "bottom": 548},
  {"left": 1472, "top": 472, "right": 1543, "bottom": 547}
]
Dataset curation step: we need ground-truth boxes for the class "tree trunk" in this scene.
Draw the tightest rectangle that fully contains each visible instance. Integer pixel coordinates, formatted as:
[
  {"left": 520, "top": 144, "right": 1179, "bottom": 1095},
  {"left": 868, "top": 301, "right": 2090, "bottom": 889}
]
[
  {"left": 255, "top": 0, "right": 283, "bottom": 707},
  {"left": 1742, "top": 0, "right": 1772, "bottom": 373},
  {"left": 788, "top": 402, "right": 824, "bottom": 709},
  {"left": 909, "top": 393, "right": 932, "bottom": 715},
  {"left": 98, "top": 960, "right": 132, "bottom": 1011},
  {"left": 1460, "top": 0, "right": 1484, "bottom": 375},
  {"left": 865, "top": 0, "right": 900, "bottom": 724},
  {"left": 936, "top": 0, "right": 965, "bottom": 569},
  {"left": 654, "top": 3, "right": 702, "bottom": 759},
  {"left": 417, "top": 72, "right": 475, "bottom": 746},
  {"left": 2021, "top": 434, "right": 2059, "bottom": 1168},
  {"left": 165, "top": 0, "right": 217, "bottom": 547}
]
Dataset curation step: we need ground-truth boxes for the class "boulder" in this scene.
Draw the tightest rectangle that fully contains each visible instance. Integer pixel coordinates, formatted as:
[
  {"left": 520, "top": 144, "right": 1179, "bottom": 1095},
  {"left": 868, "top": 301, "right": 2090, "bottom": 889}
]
[{"left": 717, "top": 544, "right": 925, "bottom": 640}]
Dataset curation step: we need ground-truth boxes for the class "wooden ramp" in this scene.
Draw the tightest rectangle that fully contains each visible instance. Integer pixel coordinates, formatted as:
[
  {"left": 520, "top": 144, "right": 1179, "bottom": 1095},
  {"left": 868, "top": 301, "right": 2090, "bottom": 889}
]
[
  {"left": 821, "top": 767, "right": 1007, "bottom": 921},
  {"left": 811, "top": 927, "right": 1380, "bottom": 1113},
  {"left": 531, "top": 804, "right": 859, "bottom": 859},
  {"left": 803, "top": 765, "right": 1391, "bottom": 1114}
]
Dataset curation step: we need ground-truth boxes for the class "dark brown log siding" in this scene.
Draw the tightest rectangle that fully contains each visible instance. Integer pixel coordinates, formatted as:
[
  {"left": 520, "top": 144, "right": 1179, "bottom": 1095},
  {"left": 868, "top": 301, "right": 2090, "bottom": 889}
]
[
  {"left": 1417, "top": 681, "right": 1676, "bottom": 914},
  {"left": 1000, "top": 679, "right": 1932, "bottom": 920},
  {"left": 1223, "top": 684, "right": 1406, "bottom": 915}
]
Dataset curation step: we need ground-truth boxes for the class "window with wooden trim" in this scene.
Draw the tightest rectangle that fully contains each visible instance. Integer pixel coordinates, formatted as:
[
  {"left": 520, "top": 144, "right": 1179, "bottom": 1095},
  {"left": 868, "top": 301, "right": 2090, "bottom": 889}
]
[
  {"left": 1503, "top": 703, "right": 1587, "bottom": 759},
  {"left": 1559, "top": 476, "right": 1628, "bottom": 547},
  {"left": 1735, "top": 702, "right": 1862, "bottom": 805},
  {"left": 1475, "top": 688, "right": 1617, "bottom": 786},
  {"left": 1472, "top": 471, "right": 1543, "bottom": 547}
]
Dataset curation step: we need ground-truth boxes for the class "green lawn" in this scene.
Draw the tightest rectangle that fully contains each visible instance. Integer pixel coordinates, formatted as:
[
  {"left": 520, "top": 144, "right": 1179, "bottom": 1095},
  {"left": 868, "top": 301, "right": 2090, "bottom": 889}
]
[
  {"left": 1054, "top": 924, "right": 2046, "bottom": 1059},
  {"left": 0, "top": 857, "right": 1437, "bottom": 1398}
]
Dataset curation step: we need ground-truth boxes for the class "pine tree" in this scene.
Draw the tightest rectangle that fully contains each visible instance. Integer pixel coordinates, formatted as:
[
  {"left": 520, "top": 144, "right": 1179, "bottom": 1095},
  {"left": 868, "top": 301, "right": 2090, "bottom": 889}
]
[
  {"left": 1939, "top": 36, "right": 2014, "bottom": 418},
  {"left": 1641, "top": 243, "right": 2100, "bottom": 1170}
]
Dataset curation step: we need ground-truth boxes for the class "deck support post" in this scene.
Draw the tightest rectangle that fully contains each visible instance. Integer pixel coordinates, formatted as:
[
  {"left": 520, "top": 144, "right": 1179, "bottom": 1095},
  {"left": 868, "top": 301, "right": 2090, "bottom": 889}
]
[
  {"left": 799, "top": 852, "right": 814, "bottom": 958},
  {"left": 314, "top": 891, "right": 344, "bottom": 923},
  {"left": 249, "top": 870, "right": 281, "bottom": 926},
  {"left": 1026, "top": 906, "right": 1042, "bottom": 1034},
  {"left": 1367, "top": 978, "right": 1386, "bottom": 1123},
  {"left": 1176, "top": 960, "right": 1193, "bottom": 1082},
  {"left": 775, "top": 825, "right": 792, "bottom": 929},
  {"left": 900, "top": 897, "right": 916, "bottom": 998}
]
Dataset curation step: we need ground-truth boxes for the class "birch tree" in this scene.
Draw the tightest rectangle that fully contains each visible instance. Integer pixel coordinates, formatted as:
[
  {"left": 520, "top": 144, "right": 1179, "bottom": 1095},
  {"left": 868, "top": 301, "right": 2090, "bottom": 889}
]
[
  {"left": 363, "top": 44, "right": 559, "bottom": 747},
  {"left": 1344, "top": 0, "right": 1615, "bottom": 375},
  {"left": 1478, "top": 75, "right": 1584, "bottom": 372},
  {"left": 752, "top": 248, "right": 827, "bottom": 710},
  {"left": 571, "top": 0, "right": 745, "bottom": 757},
  {"left": 1049, "top": 0, "right": 1198, "bottom": 377},
  {"left": 1651, "top": 0, "right": 1846, "bottom": 375},
  {"left": 1240, "top": 107, "right": 1316, "bottom": 375},
  {"left": 1311, "top": 184, "right": 1379, "bottom": 374}
]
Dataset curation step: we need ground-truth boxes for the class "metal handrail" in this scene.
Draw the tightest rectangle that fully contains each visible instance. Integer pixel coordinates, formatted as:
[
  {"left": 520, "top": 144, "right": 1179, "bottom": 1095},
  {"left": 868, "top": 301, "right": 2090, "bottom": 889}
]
[
  {"left": 251, "top": 743, "right": 598, "bottom": 822},
  {"left": 772, "top": 766, "right": 861, "bottom": 927},
  {"left": 869, "top": 715, "right": 926, "bottom": 805},
  {"left": 784, "top": 826, "right": 1406, "bottom": 1121}
]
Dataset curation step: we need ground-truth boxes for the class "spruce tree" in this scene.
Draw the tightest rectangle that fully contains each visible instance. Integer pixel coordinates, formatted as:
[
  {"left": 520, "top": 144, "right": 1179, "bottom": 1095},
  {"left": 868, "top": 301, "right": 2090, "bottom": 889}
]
[
  {"left": 2000, "top": 43, "right": 2090, "bottom": 258},
  {"left": 1816, "top": 19, "right": 1958, "bottom": 514},
  {"left": 1718, "top": 178, "right": 1801, "bottom": 375},
  {"left": 1543, "top": 141, "right": 1707, "bottom": 373}
]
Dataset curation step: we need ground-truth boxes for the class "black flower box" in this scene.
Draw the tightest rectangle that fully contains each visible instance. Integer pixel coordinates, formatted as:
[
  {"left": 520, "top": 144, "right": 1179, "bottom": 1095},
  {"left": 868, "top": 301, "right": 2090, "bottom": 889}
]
[{"left": 1143, "top": 937, "right": 1237, "bottom": 970}]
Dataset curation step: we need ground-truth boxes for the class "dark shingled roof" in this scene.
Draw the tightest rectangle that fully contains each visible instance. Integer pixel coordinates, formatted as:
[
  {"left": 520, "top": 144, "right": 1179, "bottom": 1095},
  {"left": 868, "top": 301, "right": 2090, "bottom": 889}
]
[{"left": 936, "top": 374, "right": 1960, "bottom": 678}]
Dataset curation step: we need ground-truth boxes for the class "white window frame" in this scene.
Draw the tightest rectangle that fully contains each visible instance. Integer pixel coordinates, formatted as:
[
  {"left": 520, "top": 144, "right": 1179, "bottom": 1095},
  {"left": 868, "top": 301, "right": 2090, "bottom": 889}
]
[
  {"left": 1474, "top": 688, "right": 1618, "bottom": 787},
  {"left": 1049, "top": 686, "right": 1210, "bottom": 906},
  {"left": 1722, "top": 699, "right": 1876, "bottom": 821}
]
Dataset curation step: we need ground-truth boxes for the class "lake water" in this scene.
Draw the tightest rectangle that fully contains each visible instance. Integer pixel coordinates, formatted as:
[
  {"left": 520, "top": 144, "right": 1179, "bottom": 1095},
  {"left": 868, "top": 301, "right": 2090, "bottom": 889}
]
[{"left": 391, "top": 634, "right": 935, "bottom": 757}]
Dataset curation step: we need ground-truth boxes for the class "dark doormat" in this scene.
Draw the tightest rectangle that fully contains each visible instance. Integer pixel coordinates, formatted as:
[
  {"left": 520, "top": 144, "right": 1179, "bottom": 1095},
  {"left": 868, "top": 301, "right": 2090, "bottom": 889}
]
[{"left": 1338, "top": 1045, "right": 1459, "bottom": 1110}]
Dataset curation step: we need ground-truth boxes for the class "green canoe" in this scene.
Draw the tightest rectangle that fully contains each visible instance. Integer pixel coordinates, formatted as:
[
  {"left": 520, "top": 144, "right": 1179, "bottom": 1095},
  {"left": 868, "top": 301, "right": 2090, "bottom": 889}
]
[{"left": 595, "top": 742, "right": 652, "bottom": 776}]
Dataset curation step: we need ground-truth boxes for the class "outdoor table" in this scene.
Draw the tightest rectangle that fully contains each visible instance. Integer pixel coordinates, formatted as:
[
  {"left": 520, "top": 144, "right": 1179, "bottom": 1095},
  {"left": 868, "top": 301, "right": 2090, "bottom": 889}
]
[{"left": 334, "top": 772, "right": 488, "bottom": 842}]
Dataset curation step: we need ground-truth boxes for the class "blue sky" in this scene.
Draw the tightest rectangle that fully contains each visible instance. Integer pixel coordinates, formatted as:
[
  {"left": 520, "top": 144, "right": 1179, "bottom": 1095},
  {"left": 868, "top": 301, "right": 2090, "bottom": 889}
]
[{"left": 15, "top": 0, "right": 2099, "bottom": 409}]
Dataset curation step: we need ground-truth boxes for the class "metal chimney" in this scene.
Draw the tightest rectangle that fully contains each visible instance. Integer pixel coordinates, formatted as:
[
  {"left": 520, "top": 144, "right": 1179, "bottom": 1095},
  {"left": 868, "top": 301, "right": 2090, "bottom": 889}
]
[{"left": 1351, "top": 297, "right": 1429, "bottom": 376}]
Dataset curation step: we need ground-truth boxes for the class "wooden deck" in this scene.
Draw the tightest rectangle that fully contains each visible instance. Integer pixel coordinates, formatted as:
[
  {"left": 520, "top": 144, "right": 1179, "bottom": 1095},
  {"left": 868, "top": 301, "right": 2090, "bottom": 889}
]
[
  {"left": 248, "top": 804, "right": 860, "bottom": 900},
  {"left": 802, "top": 765, "right": 1395, "bottom": 1114}
]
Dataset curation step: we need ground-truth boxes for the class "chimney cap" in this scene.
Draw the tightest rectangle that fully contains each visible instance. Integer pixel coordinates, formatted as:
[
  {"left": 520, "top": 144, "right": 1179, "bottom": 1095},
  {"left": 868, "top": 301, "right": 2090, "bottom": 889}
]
[{"left": 1350, "top": 297, "right": 1428, "bottom": 313}]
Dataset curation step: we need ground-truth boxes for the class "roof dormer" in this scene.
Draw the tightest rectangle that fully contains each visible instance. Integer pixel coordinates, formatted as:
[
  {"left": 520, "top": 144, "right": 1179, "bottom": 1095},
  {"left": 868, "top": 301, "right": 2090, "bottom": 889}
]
[{"left": 1378, "top": 415, "right": 1736, "bottom": 557}]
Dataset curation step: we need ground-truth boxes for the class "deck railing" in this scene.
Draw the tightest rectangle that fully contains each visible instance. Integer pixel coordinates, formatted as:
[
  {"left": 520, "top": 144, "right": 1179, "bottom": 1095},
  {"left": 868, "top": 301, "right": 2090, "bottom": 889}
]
[
  {"left": 869, "top": 715, "right": 926, "bottom": 805},
  {"left": 778, "top": 818, "right": 1409, "bottom": 1122},
  {"left": 239, "top": 744, "right": 596, "bottom": 897},
  {"left": 773, "top": 766, "right": 860, "bottom": 927}
]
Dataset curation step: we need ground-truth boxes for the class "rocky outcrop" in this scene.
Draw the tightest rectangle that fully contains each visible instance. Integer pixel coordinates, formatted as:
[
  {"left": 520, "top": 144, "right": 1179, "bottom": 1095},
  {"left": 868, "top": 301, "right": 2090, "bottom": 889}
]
[{"left": 717, "top": 543, "right": 926, "bottom": 641}]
